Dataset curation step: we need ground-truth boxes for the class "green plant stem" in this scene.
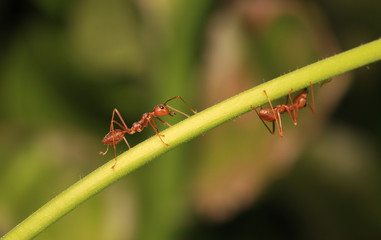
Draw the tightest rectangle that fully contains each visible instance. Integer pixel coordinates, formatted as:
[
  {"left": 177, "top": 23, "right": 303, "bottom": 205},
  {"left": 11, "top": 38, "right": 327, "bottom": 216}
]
[{"left": 2, "top": 39, "right": 381, "bottom": 240}]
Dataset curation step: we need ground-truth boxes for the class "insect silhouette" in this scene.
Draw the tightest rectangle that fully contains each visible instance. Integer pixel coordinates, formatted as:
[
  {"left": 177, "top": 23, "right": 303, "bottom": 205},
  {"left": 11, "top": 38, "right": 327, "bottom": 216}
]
[
  {"left": 251, "top": 82, "right": 315, "bottom": 137},
  {"left": 100, "top": 96, "right": 197, "bottom": 168}
]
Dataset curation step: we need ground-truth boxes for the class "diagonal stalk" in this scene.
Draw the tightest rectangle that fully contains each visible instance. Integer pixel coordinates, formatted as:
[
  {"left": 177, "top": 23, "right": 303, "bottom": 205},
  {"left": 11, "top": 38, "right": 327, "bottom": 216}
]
[{"left": 2, "top": 38, "right": 381, "bottom": 240}]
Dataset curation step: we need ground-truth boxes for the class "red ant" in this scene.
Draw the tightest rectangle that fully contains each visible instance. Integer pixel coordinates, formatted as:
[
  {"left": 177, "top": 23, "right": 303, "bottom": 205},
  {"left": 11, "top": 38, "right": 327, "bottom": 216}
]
[
  {"left": 100, "top": 96, "right": 197, "bottom": 168},
  {"left": 251, "top": 82, "right": 315, "bottom": 137}
]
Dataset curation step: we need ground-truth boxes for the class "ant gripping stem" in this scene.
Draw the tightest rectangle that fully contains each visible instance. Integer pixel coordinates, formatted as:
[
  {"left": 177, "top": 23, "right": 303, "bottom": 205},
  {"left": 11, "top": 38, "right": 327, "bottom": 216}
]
[
  {"left": 100, "top": 96, "right": 197, "bottom": 169},
  {"left": 291, "top": 82, "right": 315, "bottom": 125},
  {"left": 267, "top": 90, "right": 283, "bottom": 136},
  {"left": 251, "top": 82, "right": 315, "bottom": 137}
]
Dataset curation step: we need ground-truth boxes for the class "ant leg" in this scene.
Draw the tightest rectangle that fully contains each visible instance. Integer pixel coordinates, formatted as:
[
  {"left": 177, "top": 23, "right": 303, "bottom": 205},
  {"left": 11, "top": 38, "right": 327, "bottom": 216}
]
[
  {"left": 293, "top": 106, "right": 300, "bottom": 126},
  {"left": 123, "top": 136, "right": 131, "bottom": 149},
  {"left": 149, "top": 118, "right": 165, "bottom": 137},
  {"left": 276, "top": 109, "right": 284, "bottom": 136},
  {"left": 111, "top": 109, "right": 129, "bottom": 130},
  {"left": 287, "top": 88, "right": 294, "bottom": 105},
  {"left": 164, "top": 96, "right": 197, "bottom": 115},
  {"left": 148, "top": 118, "right": 169, "bottom": 146},
  {"left": 166, "top": 105, "right": 191, "bottom": 118},
  {"left": 287, "top": 88, "right": 298, "bottom": 126},
  {"left": 111, "top": 135, "right": 118, "bottom": 169},
  {"left": 109, "top": 108, "right": 130, "bottom": 137},
  {"left": 107, "top": 109, "right": 126, "bottom": 169},
  {"left": 99, "top": 145, "right": 109, "bottom": 155},
  {"left": 112, "top": 120, "right": 126, "bottom": 130},
  {"left": 102, "top": 109, "right": 131, "bottom": 169},
  {"left": 284, "top": 107, "right": 297, "bottom": 127},
  {"left": 250, "top": 106, "right": 275, "bottom": 134},
  {"left": 111, "top": 140, "right": 117, "bottom": 169},
  {"left": 263, "top": 90, "right": 283, "bottom": 137},
  {"left": 156, "top": 117, "right": 172, "bottom": 127},
  {"left": 111, "top": 136, "right": 131, "bottom": 169},
  {"left": 285, "top": 88, "right": 292, "bottom": 105},
  {"left": 307, "top": 82, "right": 316, "bottom": 114}
]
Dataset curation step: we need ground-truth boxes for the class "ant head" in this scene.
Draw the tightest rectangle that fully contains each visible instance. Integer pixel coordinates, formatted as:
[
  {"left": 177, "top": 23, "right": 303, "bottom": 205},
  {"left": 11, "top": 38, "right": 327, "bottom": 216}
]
[{"left": 153, "top": 104, "right": 175, "bottom": 117}]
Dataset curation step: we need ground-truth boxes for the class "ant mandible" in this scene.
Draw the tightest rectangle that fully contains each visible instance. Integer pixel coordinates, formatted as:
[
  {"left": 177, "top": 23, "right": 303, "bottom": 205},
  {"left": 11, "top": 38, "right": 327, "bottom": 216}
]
[
  {"left": 100, "top": 96, "right": 197, "bottom": 169},
  {"left": 251, "top": 82, "right": 315, "bottom": 137}
]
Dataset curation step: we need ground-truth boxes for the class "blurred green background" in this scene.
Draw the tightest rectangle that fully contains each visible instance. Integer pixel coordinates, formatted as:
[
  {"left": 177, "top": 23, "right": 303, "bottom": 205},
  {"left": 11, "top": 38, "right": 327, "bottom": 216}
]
[{"left": 1, "top": 0, "right": 381, "bottom": 239}]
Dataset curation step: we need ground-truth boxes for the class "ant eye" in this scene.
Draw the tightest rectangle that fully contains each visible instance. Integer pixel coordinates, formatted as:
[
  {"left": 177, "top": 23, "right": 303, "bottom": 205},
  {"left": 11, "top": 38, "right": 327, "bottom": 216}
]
[{"left": 160, "top": 105, "right": 164, "bottom": 109}]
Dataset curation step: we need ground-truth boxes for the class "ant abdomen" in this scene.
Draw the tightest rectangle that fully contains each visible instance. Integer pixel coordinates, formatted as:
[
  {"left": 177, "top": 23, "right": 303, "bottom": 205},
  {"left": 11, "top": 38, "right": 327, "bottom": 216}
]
[{"left": 102, "top": 129, "right": 125, "bottom": 145}]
